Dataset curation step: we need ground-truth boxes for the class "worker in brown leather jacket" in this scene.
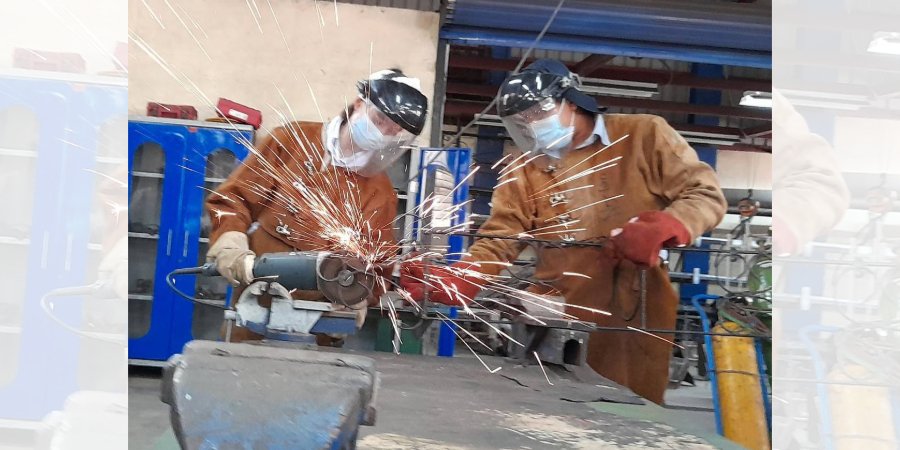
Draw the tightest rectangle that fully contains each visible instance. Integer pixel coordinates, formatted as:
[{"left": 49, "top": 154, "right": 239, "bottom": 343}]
[
  {"left": 206, "top": 69, "right": 428, "bottom": 343},
  {"left": 402, "top": 59, "right": 726, "bottom": 404}
]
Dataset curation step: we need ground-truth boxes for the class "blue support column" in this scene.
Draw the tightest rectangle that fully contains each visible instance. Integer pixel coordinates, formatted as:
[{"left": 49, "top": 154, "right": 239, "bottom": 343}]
[
  {"left": 469, "top": 47, "right": 510, "bottom": 228},
  {"left": 680, "top": 64, "right": 722, "bottom": 301}
]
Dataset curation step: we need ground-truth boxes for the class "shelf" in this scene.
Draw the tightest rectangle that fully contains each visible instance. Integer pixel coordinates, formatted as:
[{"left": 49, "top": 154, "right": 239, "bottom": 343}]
[
  {"left": 0, "top": 325, "right": 22, "bottom": 334},
  {"left": 0, "top": 236, "right": 30, "bottom": 246},
  {"left": 0, "top": 148, "right": 37, "bottom": 158},
  {"left": 128, "top": 232, "right": 159, "bottom": 239},
  {"left": 196, "top": 298, "right": 227, "bottom": 306},
  {"left": 132, "top": 171, "right": 164, "bottom": 179},
  {"left": 129, "top": 294, "right": 153, "bottom": 301}
]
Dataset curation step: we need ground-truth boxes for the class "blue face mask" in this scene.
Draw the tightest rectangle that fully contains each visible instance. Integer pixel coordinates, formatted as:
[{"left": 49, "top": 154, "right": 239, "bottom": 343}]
[
  {"left": 529, "top": 114, "right": 573, "bottom": 159},
  {"left": 349, "top": 112, "right": 392, "bottom": 152}
]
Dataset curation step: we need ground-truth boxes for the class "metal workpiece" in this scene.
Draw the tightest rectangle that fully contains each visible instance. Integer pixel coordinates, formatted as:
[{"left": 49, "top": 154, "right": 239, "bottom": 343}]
[
  {"left": 161, "top": 341, "right": 378, "bottom": 450},
  {"left": 233, "top": 281, "right": 359, "bottom": 343}
]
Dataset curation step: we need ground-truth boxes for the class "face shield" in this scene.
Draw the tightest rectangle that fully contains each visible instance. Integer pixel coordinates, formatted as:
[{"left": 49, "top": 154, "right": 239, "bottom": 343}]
[
  {"left": 500, "top": 97, "right": 574, "bottom": 158},
  {"left": 341, "top": 99, "right": 418, "bottom": 177}
]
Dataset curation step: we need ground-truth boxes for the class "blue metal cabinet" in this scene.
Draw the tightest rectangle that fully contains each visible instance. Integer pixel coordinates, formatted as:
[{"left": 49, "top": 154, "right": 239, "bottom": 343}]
[
  {"left": 0, "top": 71, "right": 127, "bottom": 421},
  {"left": 128, "top": 117, "right": 252, "bottom": 362}
]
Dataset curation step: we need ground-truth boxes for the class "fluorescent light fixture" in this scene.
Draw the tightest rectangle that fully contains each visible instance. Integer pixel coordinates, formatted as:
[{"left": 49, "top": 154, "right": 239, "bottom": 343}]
[
  {"left": 740, "top": 91, "right": 773, "bottom": 108},
  {"left": 779, "top": 89, "right": 869, "bottom": 111},
  {"left": 580, "top": 77, "right": 658, "bottom": 98},
  {"left": 677, "top": 130, "right": 741, "bottom": 146},
  {"left": 677, "top": 130, "right": 741, "bottom": 147},
  {"left": 473, "top": 114, "right": 505, "bottom": 128},
  {"left": 868, "top": 32, "right": 900, "bottom": 55}
]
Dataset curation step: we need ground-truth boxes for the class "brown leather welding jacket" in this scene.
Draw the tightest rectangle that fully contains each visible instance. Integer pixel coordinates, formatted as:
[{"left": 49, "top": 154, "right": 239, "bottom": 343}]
[
  {"left": 466, "top": 114, "right": 726, "bottom": 404},
  {"left": 206, "top": 120, "right": 398, "bottom": 307}
]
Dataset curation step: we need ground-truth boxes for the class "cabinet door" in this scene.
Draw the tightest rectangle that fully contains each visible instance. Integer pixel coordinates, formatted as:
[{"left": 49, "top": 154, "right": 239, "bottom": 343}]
[
  {"left": 168, "top": 127, "right": 250, "bottom": 352},
  {"left": 127, "top": 122, "right": 188, "bottom": 361},
  {"left": 0, "top": 103, "right": 41, "bottom": 412}
]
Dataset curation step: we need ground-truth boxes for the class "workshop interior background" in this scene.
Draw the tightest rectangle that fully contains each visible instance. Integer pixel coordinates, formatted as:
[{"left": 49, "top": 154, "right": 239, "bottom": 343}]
[{"left": 2, "top": 0, "right": 899, "bottom": 448}]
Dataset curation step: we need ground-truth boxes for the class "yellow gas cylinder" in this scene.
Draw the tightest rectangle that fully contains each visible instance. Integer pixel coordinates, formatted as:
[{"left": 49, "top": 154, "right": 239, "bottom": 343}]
[
  {"left": 828, "top": 364, "right": 895, "bottom": 450},
  {"left": 712, "top": 321, "right": 770, "bottom": 450}
]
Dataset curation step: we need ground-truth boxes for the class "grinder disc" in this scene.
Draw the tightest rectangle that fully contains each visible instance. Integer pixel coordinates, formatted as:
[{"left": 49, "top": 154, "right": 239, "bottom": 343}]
[{"left": 317, "top": 254, "right": 376, "bottom": 306}]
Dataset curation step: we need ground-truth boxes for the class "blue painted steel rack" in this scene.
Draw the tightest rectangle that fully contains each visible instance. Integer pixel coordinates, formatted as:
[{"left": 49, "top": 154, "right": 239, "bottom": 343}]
[
  {"left": 128, "top": 116, "right": 253, "bottom": 362},
  {"left": 0, "top": 70, "right": 126, "bottom": 421}
]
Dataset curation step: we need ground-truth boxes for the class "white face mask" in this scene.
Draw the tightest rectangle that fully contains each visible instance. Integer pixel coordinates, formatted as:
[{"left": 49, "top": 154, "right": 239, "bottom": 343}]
[{"left": 325, "top": 109, "right": 411, "bottom": 177}]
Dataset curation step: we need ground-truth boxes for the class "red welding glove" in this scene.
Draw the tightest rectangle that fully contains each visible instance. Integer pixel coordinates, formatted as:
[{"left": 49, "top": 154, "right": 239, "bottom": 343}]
[
  {"left": 399, "top": 261, "right": 484, "bottom": 306},
  {"left": 610, "top": 211, "right": 691, "bottom": 267}
]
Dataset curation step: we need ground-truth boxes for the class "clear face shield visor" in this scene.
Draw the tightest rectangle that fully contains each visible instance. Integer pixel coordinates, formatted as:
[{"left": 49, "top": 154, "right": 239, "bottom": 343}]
[
  {"left": 500, "top": 97, "right": 571, "bottom": 155},
  {"left": 347, "top": 99, "right": 418, "bottom": 177}
]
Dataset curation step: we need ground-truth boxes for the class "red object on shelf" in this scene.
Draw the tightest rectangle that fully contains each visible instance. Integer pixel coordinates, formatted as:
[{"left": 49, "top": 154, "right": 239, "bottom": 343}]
[
  {"left": 216, "top": 98, "right": 262, "bottom": 129},
  {"left": 147, "top": 102, "right": 198, "bottom": 120},
  {"left": 13, "top": 48, "right": 86, "bottom": 73}
]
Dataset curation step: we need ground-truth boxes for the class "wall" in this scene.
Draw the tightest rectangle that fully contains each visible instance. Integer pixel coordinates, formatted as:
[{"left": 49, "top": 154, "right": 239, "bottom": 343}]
[{"left": 129, "top": 0, "right": 439, "bottom": 137}]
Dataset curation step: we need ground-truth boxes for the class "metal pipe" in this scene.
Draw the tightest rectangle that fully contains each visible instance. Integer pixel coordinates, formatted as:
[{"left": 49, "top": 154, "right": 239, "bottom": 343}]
[
  {"left": 444, "top": 84, "right": 772, "bottom": 120},
  {"left": 448, "top": 54, "right": 773, "bottom": 92},
  {"left": 668, "top": 271, "right": 747, "bottom": 286}
]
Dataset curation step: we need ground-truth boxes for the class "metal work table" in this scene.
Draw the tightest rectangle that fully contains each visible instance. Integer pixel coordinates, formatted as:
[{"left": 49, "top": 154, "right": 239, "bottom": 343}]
[{"left": 150, "top": 347, "right": 742, "bottom": 449}]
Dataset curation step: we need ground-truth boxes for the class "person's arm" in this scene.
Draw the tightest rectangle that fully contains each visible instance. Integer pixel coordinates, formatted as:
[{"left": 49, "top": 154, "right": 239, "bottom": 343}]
[
  {"left": 464, "top": 169, "right": 536, "bottom": 276},
  {"left": 206, "top": 126, "right": 293, "bottom": 244},
  {"left": 772, "top": 91, "right": 849, "bottom": 253},
  {"left": 645, "top": 116, "right": 728, "bottom": 238},
  {"left": 610, "top": 117, "right": 727, "bottom": 267}
]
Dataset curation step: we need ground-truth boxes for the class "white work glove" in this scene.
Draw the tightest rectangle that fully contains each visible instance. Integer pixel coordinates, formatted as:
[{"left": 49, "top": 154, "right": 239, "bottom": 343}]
[{"left": 206, "top": 231, "right": 256, "bottom": 286}]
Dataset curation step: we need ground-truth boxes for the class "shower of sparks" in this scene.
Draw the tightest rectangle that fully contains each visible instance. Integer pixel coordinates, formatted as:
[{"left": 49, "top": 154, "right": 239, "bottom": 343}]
[
  {"left": 627, "top": 326, "right": 685, "bottom": 350},
  {"left": 562, "top": 271, "right": 591, "bottom": 279},
  {"left": 246, "top": 0, "right": 265, "bottom": 34},
  {"left": 493, "top": 177, "right": 518, "bottom": 189},
  {"left": 266, "top": 0, "right": 291, "bottom": 53},
  {"left": 333, "top": 0, "right": 340, "bottom": 26},
  {"left": 141, "top": 0, "right": 166, "bottom": 29},
  {"left": 131, "top": 6, "right": 643, "bottom": 378},
  {"left": 174, "top": 1, "right": 208, "bottom": 39},
  {"left": 490, "top": 153, "right": 513, "bottom": 170},
  {"left": 436, "top": 313, "right": 502, "bottom": 374},
  {"left": 162, "top": 0, "right": 212, "bottom": 61},
  {"left": 534, "top": 352, "right": 554, "bottom": 386}
]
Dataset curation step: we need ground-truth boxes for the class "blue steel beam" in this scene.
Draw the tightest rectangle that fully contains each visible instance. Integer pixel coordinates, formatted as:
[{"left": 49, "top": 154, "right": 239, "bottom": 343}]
[
  {"left": 446, "top": 0, "right": 771, "bottom": 52},
  {"left": 440, "top": 27, "right": 771, "bottom": 69},
  {"left": 679, "top": 63, "right": 723, "bottom": 301}
]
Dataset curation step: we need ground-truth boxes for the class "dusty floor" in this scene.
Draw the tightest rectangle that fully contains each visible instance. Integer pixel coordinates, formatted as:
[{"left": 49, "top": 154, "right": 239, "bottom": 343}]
[{"left": 129, "top": 353, "right": 720, "bottom": 450}]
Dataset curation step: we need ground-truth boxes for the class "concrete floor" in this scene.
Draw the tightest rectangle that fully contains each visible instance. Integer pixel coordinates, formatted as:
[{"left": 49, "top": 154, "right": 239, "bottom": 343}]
[
  {"left": 128, "top": 359, "right": 719, "bottom": 449},
  {"left": 129, "top": 367, "right": 172, "bottom": 450}
]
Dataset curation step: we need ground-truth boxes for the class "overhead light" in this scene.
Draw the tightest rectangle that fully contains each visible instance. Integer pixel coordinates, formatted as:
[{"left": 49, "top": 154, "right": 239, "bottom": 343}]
[
  {"left": 580, "top": 77, "right": 658, "bottom": 98},
  {"left": 677, "top": 130, "right": 741, "bottom": 147},
  {"left": 868, "top": 32, "right": 900, "bottom": 55},
  {"left": 473, "top": 114, "right": 504, "bottom": 128},
  {"left": 779, "top": 89, "right": 869, "bottom": 111},
  {"left": 740, "top": 91, "right": 773, "bottom": 108}
]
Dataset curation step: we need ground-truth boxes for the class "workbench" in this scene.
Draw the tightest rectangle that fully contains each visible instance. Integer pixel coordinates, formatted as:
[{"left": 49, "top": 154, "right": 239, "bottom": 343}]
[{"left": 149, "top": 347, "right": 741, "bottom": 449}]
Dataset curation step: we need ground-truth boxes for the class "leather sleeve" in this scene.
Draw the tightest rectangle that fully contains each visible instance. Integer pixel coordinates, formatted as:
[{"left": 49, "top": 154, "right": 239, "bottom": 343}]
[{"left": 643, "top": 116, "right": 727, "bottom": 239}]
